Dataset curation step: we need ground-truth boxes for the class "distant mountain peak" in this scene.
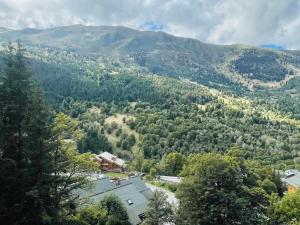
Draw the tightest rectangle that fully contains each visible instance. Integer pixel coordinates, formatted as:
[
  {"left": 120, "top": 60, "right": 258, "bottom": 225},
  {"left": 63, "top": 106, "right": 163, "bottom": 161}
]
[{"left": 0, "top": 27, "right": 11, "bottom": 33}]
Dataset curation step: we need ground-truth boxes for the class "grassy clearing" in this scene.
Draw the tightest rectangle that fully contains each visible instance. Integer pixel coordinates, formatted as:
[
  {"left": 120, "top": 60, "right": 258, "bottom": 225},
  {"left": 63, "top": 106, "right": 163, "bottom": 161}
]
[{"left": 104, "top": 114, "right": 140, "bottom": 152}]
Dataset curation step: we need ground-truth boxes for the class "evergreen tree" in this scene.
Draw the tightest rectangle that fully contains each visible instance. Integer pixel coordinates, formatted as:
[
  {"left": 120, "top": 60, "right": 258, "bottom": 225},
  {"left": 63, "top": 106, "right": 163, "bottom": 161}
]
[{"left": 0, "top": 42, "right": 53, "bottom": 225}]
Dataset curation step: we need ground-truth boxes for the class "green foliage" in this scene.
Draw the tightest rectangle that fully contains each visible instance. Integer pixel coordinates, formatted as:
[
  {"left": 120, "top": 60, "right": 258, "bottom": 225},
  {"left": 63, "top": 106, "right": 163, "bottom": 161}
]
[
  {"left": 79, "top": 125, "right": 112, "bottom": 154},
  {"left": 1, "top": 40, "right": 299, "bottom": 167},
  {"left": 142, "top": 191, "right": 174, "bottom": 225},
  {"left": 141, "top": 159, "right": 155, "bottom": 173},
  {"left": 268, "top": 190, "right": 300, "bottom": 225},
  {"left": 232, "top": 49, "right": 288, "bottom": 81},
  {"left": 261, "top": 178, "right": 277, "bottom": 195},
  {"left": 69, "top": 205, "right": 108, "bottom": 225},
  {"left": 51, "top": 113, "right": 99, "bottom": 223},
  {"left": 128, "top": 148, "right": 144, "bottom": 172},
  {"left": 1, "top": 28, "right": 300, "bottom": 225},
  {"left": 149, "top": 181, "right": 178, "bottom": 193},
  {"left": 144, "top": 175, "right": 153, "bottom": 181},
  {"left": 158, "top": 152, "right": 185, "bottom": 176},
  {"left": 176, "top": 152, "right": 270, "bottom": 225},
  {"left": 100, "top": 195, "right": 131, "bottom": 225},
  {"left": 149, "top": 168, "right": 157, "bottom": 179},
  {"left": 0, "top": 43, "right": 53, "bottom": 225},
  {"left": 65, "top": 195, "right": 131, "bottom": 225},
  {"left": 132, "top": 98, "right": 300, "bottom": 165}
]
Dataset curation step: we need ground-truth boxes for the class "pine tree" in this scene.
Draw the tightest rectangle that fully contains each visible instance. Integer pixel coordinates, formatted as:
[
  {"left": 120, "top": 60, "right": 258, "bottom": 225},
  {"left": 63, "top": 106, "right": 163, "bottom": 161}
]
[{"left": 0, "top": 42, "right": 53, "bottom": 225}]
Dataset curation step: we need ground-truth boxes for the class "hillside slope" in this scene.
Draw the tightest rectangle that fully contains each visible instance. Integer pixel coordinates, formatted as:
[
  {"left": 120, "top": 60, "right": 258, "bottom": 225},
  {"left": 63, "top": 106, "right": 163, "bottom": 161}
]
[
  {"left": 1, "top": 25, "right": 300, "bottom": 168},
  {"left": 1, "top": 25, "right": 299, "bottom": 91}
]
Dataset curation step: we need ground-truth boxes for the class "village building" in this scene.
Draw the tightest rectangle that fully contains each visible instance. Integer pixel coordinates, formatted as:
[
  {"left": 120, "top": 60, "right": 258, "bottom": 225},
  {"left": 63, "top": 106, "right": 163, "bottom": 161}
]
[
  {"left": 76, "top": 175, "right": 153, "bottom": 225},
  {"left": 95, "top": 151, "right": 126, "bottom": 172},
  {"left": 282, "top": 169, "right": 300, "bottom": 193}
]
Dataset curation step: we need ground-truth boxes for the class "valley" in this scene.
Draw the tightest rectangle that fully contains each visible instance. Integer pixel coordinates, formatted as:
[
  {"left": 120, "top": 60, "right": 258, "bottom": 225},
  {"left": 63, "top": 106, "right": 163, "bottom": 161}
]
[
  {"left": 1, "top": 24, "right": 300, "bottom": 225},
  {"left": 1, "top": 25, "right": 300, "bottom": 170},
  {"left": 3, "top": 0, "right": 300, "bottom": 222}
]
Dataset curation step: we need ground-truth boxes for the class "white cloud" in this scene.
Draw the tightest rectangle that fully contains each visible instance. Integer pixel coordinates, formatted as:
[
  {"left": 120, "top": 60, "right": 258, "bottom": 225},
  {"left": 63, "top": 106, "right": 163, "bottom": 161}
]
[{"left": 0, "top": 0, "right": 300, "bottom": 49}]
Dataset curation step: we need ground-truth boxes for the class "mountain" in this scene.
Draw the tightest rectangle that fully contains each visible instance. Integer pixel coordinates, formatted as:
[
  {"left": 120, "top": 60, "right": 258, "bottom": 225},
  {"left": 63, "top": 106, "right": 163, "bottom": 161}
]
[
  {"left": 0, "top": 27, "right": 11, "bottom": 33},
  {"left": 1, "top": 25, "right": 300, "bottom": 167},
  {"left": 0, "top": 25, "right": 299, "bottom": 92}
]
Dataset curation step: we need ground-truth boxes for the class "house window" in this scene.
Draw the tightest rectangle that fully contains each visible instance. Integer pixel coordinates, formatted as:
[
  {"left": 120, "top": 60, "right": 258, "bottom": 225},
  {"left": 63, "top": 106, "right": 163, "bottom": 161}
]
[{"left": 127, "top": 199, "right": 133, "bottom": 205}]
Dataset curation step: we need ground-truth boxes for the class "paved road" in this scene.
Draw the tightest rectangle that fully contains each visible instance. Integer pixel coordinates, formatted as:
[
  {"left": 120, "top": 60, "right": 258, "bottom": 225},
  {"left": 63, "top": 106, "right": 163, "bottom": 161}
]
[{"left": 146, "top": 183, "right": 178, "bottom": 205}]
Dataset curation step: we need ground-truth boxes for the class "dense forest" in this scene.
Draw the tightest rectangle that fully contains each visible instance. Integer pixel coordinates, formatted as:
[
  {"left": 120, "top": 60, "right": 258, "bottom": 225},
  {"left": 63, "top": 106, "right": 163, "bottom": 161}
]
[
  {"left": 9, "top": 44, "right": 298, "bottom": 171},
  {"left": 1, "top": 24, "right": 300, "bottom": 225}
]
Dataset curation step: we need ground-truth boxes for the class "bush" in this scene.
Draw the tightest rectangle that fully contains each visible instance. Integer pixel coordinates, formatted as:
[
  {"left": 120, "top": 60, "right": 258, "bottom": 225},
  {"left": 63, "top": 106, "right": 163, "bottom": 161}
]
[
  {"left": 145, "top": 175, "right": 153, "bottom": 181},
  {"left": 150, "top": 167, "right": 157, "bottom": 178},
  {"left": 150, "top": 181, "right": 178, "bottom": 193},
  {"left": 111, "top": 122, "right": 118, "bottom": 130},
  {"left": 261, "top": 178, "right": 277, "bottom": 195},
  {"left": 66, "top": 195, "right": 131, "bottom": 225},
  {"left": 116, "top": 128, "right": 122, "bottom": 137},
  {"left": 107, "top": 127, "right": 113, "bottom": 134}
]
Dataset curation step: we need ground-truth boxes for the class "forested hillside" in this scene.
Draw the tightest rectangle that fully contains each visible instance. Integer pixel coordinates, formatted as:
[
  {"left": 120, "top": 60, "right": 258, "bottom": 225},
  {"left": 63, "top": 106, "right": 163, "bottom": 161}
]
[
  {"left": 1, "top": 25, "right": 300, "bottom": 225},
  {"left": 0, "top": 30, "right": 299, "bottom": 170}
]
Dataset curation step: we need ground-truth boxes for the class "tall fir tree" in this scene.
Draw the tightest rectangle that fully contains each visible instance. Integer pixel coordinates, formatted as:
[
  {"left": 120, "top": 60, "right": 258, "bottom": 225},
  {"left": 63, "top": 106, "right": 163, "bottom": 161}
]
[{"left": 0, "top": 42, "right": 53, "bottom": 225}]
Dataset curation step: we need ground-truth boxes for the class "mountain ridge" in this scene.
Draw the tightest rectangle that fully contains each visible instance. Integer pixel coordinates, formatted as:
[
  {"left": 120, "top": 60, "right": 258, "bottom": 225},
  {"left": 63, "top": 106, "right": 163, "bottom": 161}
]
[
  {"left": 1, "top": 24, "right": 300, "bottom": 167},
  {"left": 0, "top": 25, "right": 299, "bottom": 91}
]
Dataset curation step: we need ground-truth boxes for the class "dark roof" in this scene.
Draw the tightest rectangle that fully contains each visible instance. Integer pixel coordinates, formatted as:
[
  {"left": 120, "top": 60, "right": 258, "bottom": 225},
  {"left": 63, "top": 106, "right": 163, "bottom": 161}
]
[{"left": 76, "top": 176, "right": 153, "bottom": 225}]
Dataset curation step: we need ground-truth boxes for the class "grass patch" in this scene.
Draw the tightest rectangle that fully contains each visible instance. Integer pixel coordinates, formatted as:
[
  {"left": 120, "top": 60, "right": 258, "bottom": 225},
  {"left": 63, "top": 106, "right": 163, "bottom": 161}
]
[
  {"left": 104, "top": 114, "right": 140, "bottom": 153},
  {"left": 148, "top": 181, "right": 178, "bottom": 193},
  {"left": 105, "top": 172, "right": 128, "bottom": 179}
]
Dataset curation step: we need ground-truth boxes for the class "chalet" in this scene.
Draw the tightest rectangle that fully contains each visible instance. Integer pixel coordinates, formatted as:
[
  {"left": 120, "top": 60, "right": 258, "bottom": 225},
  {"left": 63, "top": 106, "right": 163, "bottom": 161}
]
[
  {"left": 76, "top": 175, "right": 153, "bottom": 225},
  {"left": 95, "top": 152, "right": 126, "bottom": 172},
  {"left": 282, "top": 169, "right": 300, "bottom": 193}
]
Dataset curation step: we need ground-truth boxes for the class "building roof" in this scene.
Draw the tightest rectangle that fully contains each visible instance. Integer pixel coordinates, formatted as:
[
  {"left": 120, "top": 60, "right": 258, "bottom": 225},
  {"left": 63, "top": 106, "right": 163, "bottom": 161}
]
[
  {"left": 96, "top": 152, "right": 125, "bottom": 167},
  {"left": 91, "top": 183, "right": 148, "bottom": 225},
  {"left": 282, "top": 169, "right": 300, "bottom": 188},
  {"left": 77, "top": 176, "right": 153, "bottom": 225}
]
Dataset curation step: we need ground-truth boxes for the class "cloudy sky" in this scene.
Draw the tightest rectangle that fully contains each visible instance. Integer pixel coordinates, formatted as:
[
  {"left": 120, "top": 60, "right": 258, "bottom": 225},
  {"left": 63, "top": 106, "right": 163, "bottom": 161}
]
[{"left": 1, "top": 0, "right": 300, "bottom": 49}]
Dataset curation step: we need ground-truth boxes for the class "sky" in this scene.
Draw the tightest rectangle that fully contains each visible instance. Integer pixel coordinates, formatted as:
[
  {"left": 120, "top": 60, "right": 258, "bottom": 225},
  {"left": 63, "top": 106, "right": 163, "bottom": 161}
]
[{"left": 0, "top": 0, "right": 300, "bottom": 49}]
